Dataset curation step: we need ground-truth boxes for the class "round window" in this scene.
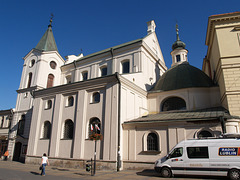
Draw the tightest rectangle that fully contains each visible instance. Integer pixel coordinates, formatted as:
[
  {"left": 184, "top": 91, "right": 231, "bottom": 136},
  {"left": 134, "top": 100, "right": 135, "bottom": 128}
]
[
  {"left": 50, "top": 61, "right": 57, "bottom": 69},
  {"left": 29, "top": 59, "right": 35, "bottom": 67}
]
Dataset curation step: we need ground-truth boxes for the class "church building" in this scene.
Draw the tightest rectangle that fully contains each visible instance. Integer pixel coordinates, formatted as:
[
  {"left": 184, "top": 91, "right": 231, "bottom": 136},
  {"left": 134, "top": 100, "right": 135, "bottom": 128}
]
[{"left": 5, "top": 12, "right": 240, "bottom": 170}]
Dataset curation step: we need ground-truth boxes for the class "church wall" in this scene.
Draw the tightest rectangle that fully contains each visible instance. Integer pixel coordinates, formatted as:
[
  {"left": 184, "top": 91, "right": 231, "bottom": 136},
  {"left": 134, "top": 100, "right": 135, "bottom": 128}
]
[
  {"left": 122, "top": 121, "right": 222, "bottom": 169},
  {"left": 26, "top": 76, "right": 120, "bottom": 167}
]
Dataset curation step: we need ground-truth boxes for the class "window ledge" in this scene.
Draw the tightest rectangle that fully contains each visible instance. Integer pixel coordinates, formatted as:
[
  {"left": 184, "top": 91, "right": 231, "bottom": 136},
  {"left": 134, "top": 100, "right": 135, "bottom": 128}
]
[
  {"left": 90, "top": 102, "right": 100, "bottom": 104},
  {"left": 40, "top": 138, "right": 50, "bottom": 140},
  {"left": 139, "top": 151, "right": 161, "bottom": 155},
  {"left": 61, "top": 138, "right": 73, "bottom": 140}
]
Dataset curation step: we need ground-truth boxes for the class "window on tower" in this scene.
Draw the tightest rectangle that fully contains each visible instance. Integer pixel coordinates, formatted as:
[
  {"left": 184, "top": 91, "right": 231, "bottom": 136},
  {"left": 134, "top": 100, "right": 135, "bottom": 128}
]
[
  {"left": 29, "top": 59, "right": 35, "bottom": 68},
  {"left": 27, "top": 73, "right": 33, "bottom": 88},
  {"left": 176, "top": 55, "right": 181, "bottom": 62},
  {"left": 47, "top": 74, "right": 54, "bottom": 88}
]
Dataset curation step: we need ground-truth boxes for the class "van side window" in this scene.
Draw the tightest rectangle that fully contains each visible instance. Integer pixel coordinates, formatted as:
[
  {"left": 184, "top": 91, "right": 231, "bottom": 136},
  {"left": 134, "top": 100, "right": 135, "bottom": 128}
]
[
  {"left": 169, "top": 147, "right": 183, "bottom": 158},
  {"left": 187, "top": 147, "right": 209, "bottom": 159}
]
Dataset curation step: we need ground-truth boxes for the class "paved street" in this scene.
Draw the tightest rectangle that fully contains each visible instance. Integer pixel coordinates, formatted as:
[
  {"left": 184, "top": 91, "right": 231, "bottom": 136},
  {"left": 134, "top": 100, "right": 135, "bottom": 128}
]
[{"left": 0, "top": 160, "right": 225, "bottom": 180}]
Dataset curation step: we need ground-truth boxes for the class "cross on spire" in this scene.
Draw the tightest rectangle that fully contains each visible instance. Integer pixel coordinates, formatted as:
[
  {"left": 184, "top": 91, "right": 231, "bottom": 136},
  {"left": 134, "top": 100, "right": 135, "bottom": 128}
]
[
  {"left": 176, "top": 23, "right": 180, "bottom": 41},
  {"left": 48, "top": 13, "right": 54, "bottom": 27}
]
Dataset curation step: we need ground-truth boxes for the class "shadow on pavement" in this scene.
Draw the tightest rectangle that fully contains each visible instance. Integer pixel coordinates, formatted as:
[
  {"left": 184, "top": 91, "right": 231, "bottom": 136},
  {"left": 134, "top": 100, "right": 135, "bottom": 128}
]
[
  {"left": 30, "top": 171, "right": 41, "bottom": 175},
  {"left": 74, "top": 172, "right": 90, "bottom": 176},
  {"left": 51, "top": 167, "right": 70, "bottom": 171},
  {"left": 136, "top": 169, "right": 226, "bottom": 179},
  {"left": 136, "top": 169, "right": 161, "bottom": 177}
]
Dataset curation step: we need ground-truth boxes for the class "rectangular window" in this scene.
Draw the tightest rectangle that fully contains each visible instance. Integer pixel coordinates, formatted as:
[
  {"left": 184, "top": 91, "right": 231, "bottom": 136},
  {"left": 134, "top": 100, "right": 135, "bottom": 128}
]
[
  {"left": 17, "top": 120, "right": 25, "bottom": 136},
  {"left": 187, "top": 147, "right": 209, "bottom": 159},
  {"left": 176, "top": 55, "right": 181, "bottom": 62},
  {"left": 82, "top": 72, "right": 88, "bottom": 81}
]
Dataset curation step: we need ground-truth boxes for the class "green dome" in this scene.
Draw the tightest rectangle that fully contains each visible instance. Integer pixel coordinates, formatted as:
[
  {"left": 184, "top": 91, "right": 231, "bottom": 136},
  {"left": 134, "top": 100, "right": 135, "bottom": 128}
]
[{"left": 152, "top": 62, "right": 216, "bottom": 91}]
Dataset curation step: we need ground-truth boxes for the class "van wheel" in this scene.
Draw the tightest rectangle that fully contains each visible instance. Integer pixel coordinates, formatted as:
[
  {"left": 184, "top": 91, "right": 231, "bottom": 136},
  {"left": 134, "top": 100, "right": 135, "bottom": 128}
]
[
  {"left": 161, "top": 167, "right": 172, "bottom": 178},
  {"left": 229, "top": 169, "right": 240, "bottom": 180}
]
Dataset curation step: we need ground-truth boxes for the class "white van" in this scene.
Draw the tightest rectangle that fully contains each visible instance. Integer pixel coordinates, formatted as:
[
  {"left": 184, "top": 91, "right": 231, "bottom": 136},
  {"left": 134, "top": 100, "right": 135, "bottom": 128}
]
[{"left": 155, "top": 137, "right": 240, "bottom": 180}]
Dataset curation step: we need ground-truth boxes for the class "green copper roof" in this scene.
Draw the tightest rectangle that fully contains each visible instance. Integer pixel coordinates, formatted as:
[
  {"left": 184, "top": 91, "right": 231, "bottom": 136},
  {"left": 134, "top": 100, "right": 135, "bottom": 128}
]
[
  {"left": 152, "top": 62, "right": 216, "bottom": 91},
  {"left": 35, "top": 24, "right": 58, "bottom": 52}
]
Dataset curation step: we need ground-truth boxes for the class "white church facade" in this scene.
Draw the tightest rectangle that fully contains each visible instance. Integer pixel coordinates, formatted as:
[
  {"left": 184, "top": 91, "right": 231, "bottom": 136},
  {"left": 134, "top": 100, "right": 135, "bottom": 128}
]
[{"left": 4, "top": 12, "right": 240, "bottom": 170}]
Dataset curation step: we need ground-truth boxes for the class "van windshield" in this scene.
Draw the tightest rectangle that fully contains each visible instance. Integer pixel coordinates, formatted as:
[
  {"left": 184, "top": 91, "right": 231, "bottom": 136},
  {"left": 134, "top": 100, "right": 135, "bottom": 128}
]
[{"left": 169, "top": 147, "right": 183, "bottom": 158}]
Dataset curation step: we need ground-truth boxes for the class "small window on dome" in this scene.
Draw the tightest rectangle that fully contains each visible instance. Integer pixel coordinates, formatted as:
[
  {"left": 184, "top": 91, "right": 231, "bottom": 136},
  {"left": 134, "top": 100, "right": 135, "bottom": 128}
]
[
  {"left": 50, "top": 61, "right": 57, "bottom": 69},
  {"left": 176, "top": 55, "right": 181, "bottom": 62}
]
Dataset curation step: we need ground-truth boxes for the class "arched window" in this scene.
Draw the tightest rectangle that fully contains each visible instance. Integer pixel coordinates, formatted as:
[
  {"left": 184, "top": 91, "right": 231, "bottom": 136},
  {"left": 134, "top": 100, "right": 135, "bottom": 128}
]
[
  {"left": 63, "top": 120, "right": 74, "bottom": 139},
  {"left": 47, "top": 74, "right": 54, "bottom": 88},
  {"left": 92, "top": 92, "right": 100, "bottom": 103},
  {"left": 162, "top": 97, "right": 186, "bottom": 111},
  {"left": 89, "top": 118, "right": 101, "bottom": 138},
  {"left": 82, "top": 71, "right": 88, "bottom": 81},
  {"left": 100, "top": 66, "right": 107, "bottom": 77},
  {"left": 45, "top": 100, "right": 52, "bottom": 109},
  {"left": 121, "top": 60, "right": 130, "bottom": 74},
  {"left": 198, "top": 130, "right": 213, "bottom": 139},
  {"left": 67, "top": 96, "right": 74, "bottom": 107},
  {"left": 27, "top": 73, "right": 32, "bottom": 88},
  {"left": 147, "top": 133, "right": 158, "bottom": 151},
  {"left": 42, "top": 121, "right": 51, "bottom": 139}
]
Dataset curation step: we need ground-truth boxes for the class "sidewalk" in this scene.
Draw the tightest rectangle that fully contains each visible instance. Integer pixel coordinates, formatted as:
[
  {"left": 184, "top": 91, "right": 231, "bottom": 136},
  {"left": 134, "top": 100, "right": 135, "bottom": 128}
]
[
  {"left": 0, "top": 160, "right": 162, "bottom": 180},
  {"left": 0, "top": 160, "right": 221, "bottom": 180}
]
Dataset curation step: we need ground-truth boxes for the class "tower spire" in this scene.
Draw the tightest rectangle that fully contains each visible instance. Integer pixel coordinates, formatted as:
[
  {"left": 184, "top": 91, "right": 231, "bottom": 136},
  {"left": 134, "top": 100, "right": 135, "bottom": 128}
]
[{"left": 35, "top": 14, "right": 58, "bottom": 52}]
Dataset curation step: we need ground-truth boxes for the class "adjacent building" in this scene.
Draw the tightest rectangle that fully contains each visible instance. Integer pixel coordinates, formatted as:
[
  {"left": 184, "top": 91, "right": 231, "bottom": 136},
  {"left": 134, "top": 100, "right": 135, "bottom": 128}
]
[{"left": 0, "top": 109, "right": 13, "bottom": 158}]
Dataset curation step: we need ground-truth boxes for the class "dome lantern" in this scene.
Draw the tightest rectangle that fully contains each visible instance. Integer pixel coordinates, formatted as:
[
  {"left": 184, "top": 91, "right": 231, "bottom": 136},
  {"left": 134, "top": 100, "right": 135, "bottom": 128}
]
[{"left": 170, "top": 24, "right": 188, "bottom": 67}]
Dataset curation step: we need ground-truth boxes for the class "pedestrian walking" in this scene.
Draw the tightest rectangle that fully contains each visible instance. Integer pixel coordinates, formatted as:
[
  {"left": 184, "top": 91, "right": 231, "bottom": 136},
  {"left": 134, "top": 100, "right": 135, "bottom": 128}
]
[
  {"left": 4, "top": 150, "right": 9, "bottom": 161},
  {"left": 40, "top": 153, "right": 49, "bottom": 176}
]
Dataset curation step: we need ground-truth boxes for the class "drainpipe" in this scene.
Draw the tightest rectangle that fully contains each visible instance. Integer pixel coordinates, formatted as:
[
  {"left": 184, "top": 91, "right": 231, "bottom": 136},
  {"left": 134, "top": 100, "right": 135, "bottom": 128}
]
[
  {"left": 73, "top": 60, "right": 77, "bottom": 82},
  {"left": 110, "top": 48, "right": 114, "bottom": 74},
  {"left": 220, "top": 116, "right": 226, "bottom": 134},
  {"left": 115, "top": 72, "right": 121, "bottom": 171}
]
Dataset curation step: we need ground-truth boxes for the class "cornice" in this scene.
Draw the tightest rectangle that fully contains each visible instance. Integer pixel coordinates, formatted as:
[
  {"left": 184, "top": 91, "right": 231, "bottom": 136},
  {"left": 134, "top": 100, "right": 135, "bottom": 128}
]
[
  {"left": 33, "top": 74, "right": 119, "bottom": 98},
  {"left": 206, "top": 12, "right": 240, "bottom": 46}
]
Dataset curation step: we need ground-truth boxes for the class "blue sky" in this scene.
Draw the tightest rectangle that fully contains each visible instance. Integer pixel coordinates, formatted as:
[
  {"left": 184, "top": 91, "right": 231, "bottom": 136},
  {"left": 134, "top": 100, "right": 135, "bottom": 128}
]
[{"left": 0, "top": 0, "right": 239, "bottom": 110}]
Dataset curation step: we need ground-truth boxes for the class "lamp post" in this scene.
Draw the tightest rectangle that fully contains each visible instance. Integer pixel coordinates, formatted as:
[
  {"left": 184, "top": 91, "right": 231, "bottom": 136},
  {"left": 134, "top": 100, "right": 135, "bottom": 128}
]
[
  {"left": 93, "top": 140, "right": 97, "bottom": 175},
  {"left": 89, "top": 132, "right": 102, "bottom": 176}
]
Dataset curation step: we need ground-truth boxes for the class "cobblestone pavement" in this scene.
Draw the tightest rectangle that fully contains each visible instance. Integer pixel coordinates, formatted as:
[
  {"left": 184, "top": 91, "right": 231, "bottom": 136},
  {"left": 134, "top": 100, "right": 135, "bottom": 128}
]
[{"left": 0, "top": 160, "right": 224, "bottom": 180}]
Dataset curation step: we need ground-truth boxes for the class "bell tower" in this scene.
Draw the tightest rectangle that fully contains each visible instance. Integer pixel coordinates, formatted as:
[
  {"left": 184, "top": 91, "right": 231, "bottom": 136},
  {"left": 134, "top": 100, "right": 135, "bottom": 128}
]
[{"left": 8, "top": 16, "right": 64, "bottom": 161}]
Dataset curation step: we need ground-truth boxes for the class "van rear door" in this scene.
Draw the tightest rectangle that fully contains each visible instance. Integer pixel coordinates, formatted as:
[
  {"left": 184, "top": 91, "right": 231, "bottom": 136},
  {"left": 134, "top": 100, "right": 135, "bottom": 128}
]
[{"left": 184, "top": 146, "right": 210, "bottom": 176}]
